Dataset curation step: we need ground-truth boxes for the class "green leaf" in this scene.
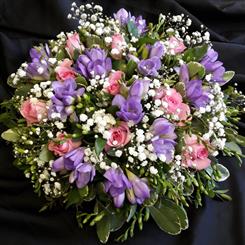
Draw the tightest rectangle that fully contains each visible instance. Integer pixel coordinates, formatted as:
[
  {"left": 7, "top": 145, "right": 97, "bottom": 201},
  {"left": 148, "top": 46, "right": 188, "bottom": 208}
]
[
  {"left": 109, "top": 211, "right": 127, "bottom": 232},
  {"left": 127, "top": 205, "right": 137, "bottom": 222},
  {"left": 161, "top": 199, "right": 189, "bottom": 230},
  {"left": 126, "top": 60, "right": 137, "bottom": 79},
  {"left": 15, "top": 84, "right": 33, "bottom": 96},
  {"left": 112, "top": 60, "right": 127, "bottom": 71},
  {"left": 66, "top": 186, "right": 89, "bottom": 208},
  {"left": 39, "top": 145, "right": 54, "bottom": 162},
  {"left": 1, "top": 129, "right": 19, "bottom": 142},
  {"left": 223, "top": 71, "right": 235, "bottom": 83},
  {"left": 96, "top": 215, "right": 111, "bottom": 243},
  {"left": 149, "top": 204, "right": 181, "bottom": 235},
  {"left": 225, "top": 142, "right": 242, "bottom": 155},
  {"left": 187, "top": 62, "right": 205, "bottom": 79},
  {"left": 56, "top": 49, "right": 66, "bottom": 60},
  {"left": 86, "top": 35, "right": 105, "bottom": 49},
  {"left": 136, "top": 36, "right": 156, "bottom": 47},
  {"left": 95, "top": 138, "right": 106, "bottom": 156},
  {"left": 183, "top": 44, "right": 208, "bottom": 62},
  {"left": 76, "top": 75, "right": 88, "bottom": 87},
  {"left": 127, "top": 21, "right": 139, "bottom": 38},
  {"left": 215, "top": 164, "right": 230, "bottom": 182},
  {"left": 175, "top": 82, "right": 186, "bottom": 97}
]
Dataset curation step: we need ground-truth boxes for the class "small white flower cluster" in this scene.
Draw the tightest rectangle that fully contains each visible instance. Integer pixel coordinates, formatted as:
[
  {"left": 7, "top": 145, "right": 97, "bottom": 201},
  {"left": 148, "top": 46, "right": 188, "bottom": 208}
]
[
  {"left": 124, "top": 127, "right": 162, "bottom": 175},
  {"left": 80, "top": 109, "right": 116, "bottom": 136},
  {"left": 169, "top": 155, "right": 186, "bottom": 183},
  {"left": 30, "top": 81, "right": 53, "bottom": 98},
  {"left": 185, "top": 30, "right": 210, "bottom": 45},
  {"left": 68, "top": 3, "right": 119, "bottom": 37},
  {"left": 9, "top": 63, "right": 28, "bottom": 86},
  {"left": 50, "top": 32, "right": 67, "bottom": 53},
  {"left": 87, "top": 75, "right": 108, "bottom": 92},
  {"left": 195, "top": 83, "right": 227, "bottom": 150}
]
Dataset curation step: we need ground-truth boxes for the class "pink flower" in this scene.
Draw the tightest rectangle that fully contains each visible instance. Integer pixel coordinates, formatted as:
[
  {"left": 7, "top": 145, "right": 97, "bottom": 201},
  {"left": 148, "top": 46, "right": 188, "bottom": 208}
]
[
  {"left": 111, "top": 34, "right": 125, "bottom": 60},
  {"left": 168, "top": 36, "right": 186, "bottom": 55},
  {"left": 182, "top": 134, "right": 211, "bottom": 170},
  {"left": 176, "top": 103, "right": 191, "bottom": 121},
  {"left": 105, "top": 71, "right": 124, "bottom": 95},
  {"left": 20, "top": 98, "right": 48, "bottom": 125},
  {"left": 65, "top": 32, "right": 83, "bottom": 58},
  {"left": 106, "top": 122, "right": 131, "bottom": 148},
  {"left": 48, "top": 132, "right": 81, "bottom": 156},
  {"left": 55, "top": 59, "right": 76, "bottom": 81}
]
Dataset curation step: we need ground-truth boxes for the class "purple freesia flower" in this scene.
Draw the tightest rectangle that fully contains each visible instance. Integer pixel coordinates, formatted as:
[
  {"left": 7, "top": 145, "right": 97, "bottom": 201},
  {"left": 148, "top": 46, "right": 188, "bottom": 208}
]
[
  {"left": 104, "top": 168, "right": 132, "bottom": 208},
  {"left": 112, "top": 95, "right": 144, "bottom": 124},
  {"left": 49, "top": 78, "right": 85, "bottom": 121},
  {"left": 179, "top": 64, "right": 210, "bottom": 108},
  {"left": 148, "top": 41, "right": 165, "bottom": 58},
  {"left": 126, "top": 170, "right": 150, "bottom": 205},
  {"left": 69, "top": 162, "right": 95, "bottom": 189},
  {"left": 151, "top": 118, "right": 177, "bottom": 163},
  {"left": 52, "top": 147, "right": 85, "bottom": 171},
  {"left": 138, "top": 57, "right": 161, "bottom": 77},
  {"left": 200, "top": 48, "right": 226, "bottom": 85},
  {"left": 129, "top": 79, "right": 150, "bottom": 99},
  {"left": 26, "top": 44, "right": 50, "bottom": 80},
  {"left": 131, "top": 15, "right": 147, "bottom": 35},
  {"left": 114, "top": 8, "right": 131, "bottom": 25},
  {"left": 75, "top": 48, "right": 112, "bottom": 78},
  {"left": 52, "top": 147, "right": 95, "bottom": 189}
]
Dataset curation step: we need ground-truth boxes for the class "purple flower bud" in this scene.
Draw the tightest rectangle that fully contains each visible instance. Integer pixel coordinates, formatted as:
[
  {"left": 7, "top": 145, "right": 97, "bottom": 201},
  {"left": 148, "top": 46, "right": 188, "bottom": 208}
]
[
  {"left": 132, "top": 15, "right": 147, "bottom": 35},
  {"left": 26, "top": 45, "right": 51, "bottom": 80},
  {"left": 52, "top": 147, "right": 85, "bottom": 172},
  {"left": 114, "top": 8, "right": 131, "bottom": 25},
  {"left": 69, "top": 162, "right": 95, "bottom": 189},
  {"left": 201, "top": 48, "right": 226, "bottom": 85},
  {"left": 112, "top": 95, "right": 144, "bottom": 124},
  {"left": 138, "top": 57, "right": 161, "bottom": 77},
  {"left": 104, "top": 168, "right": 132, "bottom": 208},
  {"left": 149, "top": 41, "right": 165, "bottom": 58},
  {"left": 75, "top": 48, "right": 112, "bottom": 78},
  {"left": 129, "top": 79, "right": 150, "bottom": 98},
  {"left": 126, "top": 170, "right": 150, "bottom": 204},
  {"left": 179, "top": 64, "right": 210, "bottom": 108},
  {"left": 151, "top": 118, "right": 177, "bottom": 163},
  {"left": 49, "top": 79, "right": 85, "bottom": 121}
]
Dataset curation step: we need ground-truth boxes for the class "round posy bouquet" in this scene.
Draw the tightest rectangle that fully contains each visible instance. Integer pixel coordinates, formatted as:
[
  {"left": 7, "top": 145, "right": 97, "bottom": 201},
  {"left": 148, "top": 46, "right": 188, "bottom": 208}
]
[{"left": 1, "top": 2, "right": 245, "bottom": 243}]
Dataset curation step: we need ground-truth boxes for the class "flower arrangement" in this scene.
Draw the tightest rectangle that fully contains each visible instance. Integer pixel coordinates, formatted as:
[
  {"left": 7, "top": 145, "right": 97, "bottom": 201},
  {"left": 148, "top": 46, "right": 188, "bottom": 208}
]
[{"left": 1, "top": 2, "right": 245, "bottom": 243}]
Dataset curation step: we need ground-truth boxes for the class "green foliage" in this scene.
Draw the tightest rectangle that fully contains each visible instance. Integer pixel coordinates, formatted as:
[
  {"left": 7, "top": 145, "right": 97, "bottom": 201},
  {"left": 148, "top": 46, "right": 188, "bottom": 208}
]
[
  {"left": 149, "top": 199, "right": 188, "bottom": 235},
  {"left": 66, "top": 186, "right": 89, "bottom": 208},
  {"left": 183, "top": 44, "right": 208, "bottom": 62},
  {"left": 187, "top": 61, "right": 205, "bottom": 79},
  {"left": 127, "top": 21, "right": 139, "bottom": 38},
  {"left": 1, "top": 129, "right": 20, "bottom": 142},
  {"left": 86, "top": 35, "right": 106, "bottom": 49},
  {"left": 95, "top": 137, "right": 107, "bottom": 156},
  {"left": 223, "top": 71, "right": 235, "bottom": 83},
  {"left": 126, "top": 60, "right": 137, "bottom": 79},
  {"left": 39, "top": 145, "right": 54, "bottom": 162}
]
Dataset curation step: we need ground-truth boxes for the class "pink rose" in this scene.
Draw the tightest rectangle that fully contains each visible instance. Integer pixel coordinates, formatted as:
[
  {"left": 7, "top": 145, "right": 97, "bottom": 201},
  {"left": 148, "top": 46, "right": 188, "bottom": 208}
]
[
  {"left": 48, "top": 132, "right": 81, "bottom": 156},
  {"left": 155, "top": 88, "right": 183, "bottom": 113},
  {"left": 111, "top": 34, "right": 125, "bottom": 60},
  {"left": 176, "top": 103, "right": 191, "bottom": 121},
  {"left": 106, "top": 122, "right": 131, "bottom": 148},
  {"left": 20, "top": 98, "right": 48, "bottom": 125},
  {"left": 105, "top": 71, "right": 124, "bottom": 95},
  {"left": 55, "top": 59, "right": 76, "bottom": 81},
  {"left": 168, "top": 36, "right": 186, "bottom": 55},
  {"left": 65, "top": 32, "right": 83, "bottom": 58},
  {"left": 182, "top": 134, "right": 211, "bottom": 170}
]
